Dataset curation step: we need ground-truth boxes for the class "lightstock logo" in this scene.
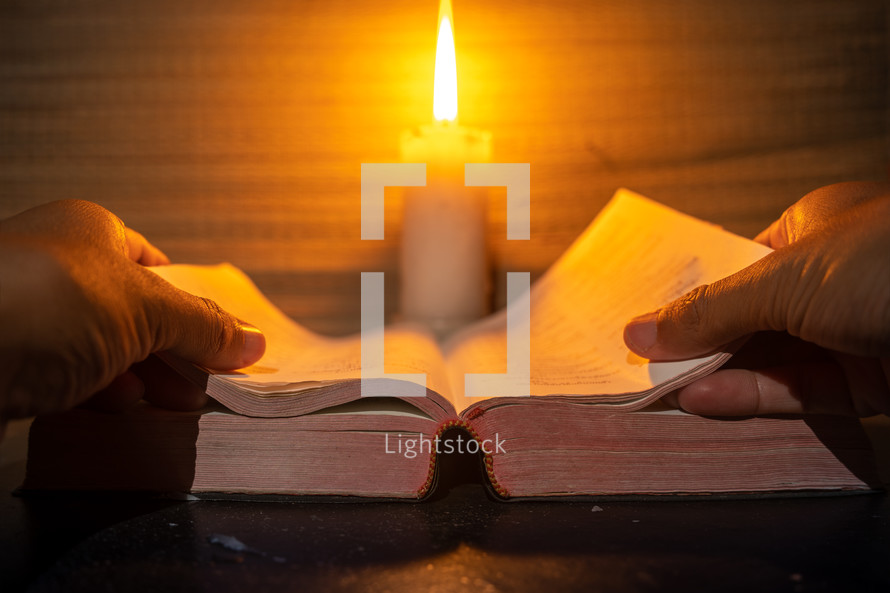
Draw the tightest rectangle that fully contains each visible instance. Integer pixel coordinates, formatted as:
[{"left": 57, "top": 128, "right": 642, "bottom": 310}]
[{"left": 359, "top": 162, "right": 531, "bottom": 400}]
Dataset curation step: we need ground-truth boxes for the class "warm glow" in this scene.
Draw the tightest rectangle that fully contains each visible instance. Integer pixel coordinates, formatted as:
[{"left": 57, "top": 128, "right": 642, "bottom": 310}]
[{"left": 433, "top": 5, "right": 458, "bottom": 122}]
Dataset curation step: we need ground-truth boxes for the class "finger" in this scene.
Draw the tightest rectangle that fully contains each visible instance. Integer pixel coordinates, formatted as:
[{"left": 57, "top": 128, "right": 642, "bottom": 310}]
[
  {"left": 81, "top": 370, "right": 146, "bottom": 412},
  {"left": 147, "top": 282, "right": 266, "bottom": 371},
  {"left": 623, "top": 248, "right": 798, "bottom": 361},
  {"left": 2, "top": 200, "right": 126, "bottom": 253},
  {"left": 125, "top": 228, "right": 171, "bottom": 266},
  {"left": 132, "top": 355, "right": 208, "bottom": 411},
  {"left": 722, "top": 331, "right": 832, "bottom": 370},
  {"left": 754, "top": 182, "right": 890, "bottom": 249},
  {"left": 671, "top": 363, "right": 857, "bottom": 417},
  {"left": 754, "top": 218, "right": 785, "bottom": 248}
]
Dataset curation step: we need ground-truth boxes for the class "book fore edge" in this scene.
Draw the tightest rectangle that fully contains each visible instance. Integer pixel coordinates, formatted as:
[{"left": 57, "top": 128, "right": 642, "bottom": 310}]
[{"left": 415, "top": 419, "right": 509, "bottom": 500}]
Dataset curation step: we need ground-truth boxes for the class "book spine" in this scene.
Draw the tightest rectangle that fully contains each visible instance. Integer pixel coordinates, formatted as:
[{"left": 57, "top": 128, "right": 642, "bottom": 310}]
[{"left": 416, "top": 418, "right": 509, "bottom": 499}]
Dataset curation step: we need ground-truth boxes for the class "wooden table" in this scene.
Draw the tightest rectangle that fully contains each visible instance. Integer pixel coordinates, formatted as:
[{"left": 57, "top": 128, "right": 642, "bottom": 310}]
[{"left": 2, "top": 417, "right": 890, "bottom": 593}]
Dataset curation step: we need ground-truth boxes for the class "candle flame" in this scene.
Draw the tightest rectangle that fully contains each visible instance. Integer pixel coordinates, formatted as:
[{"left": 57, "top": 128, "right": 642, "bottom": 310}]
[{"left": 433, "top": 1, "right": 458, "bottom": 122}]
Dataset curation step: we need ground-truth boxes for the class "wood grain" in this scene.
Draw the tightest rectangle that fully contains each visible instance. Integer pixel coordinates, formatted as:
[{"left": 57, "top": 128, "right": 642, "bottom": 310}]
[{"left": 1, "top": 0, "right": 887, "bottom": 334}]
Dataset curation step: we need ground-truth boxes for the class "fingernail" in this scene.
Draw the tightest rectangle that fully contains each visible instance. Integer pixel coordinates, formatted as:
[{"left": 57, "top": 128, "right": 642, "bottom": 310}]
[
  {"left": 240, "top": 323, "right": 266, "bottom": 366},
  {"left": 624, "top": 312, "right": 658, "bottom": 354}
]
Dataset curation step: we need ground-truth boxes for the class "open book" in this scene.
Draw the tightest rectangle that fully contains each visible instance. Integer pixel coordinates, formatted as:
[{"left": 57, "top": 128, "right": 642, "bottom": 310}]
[{"left": 23, "top": 190, "right": 879, "bottom": 498}]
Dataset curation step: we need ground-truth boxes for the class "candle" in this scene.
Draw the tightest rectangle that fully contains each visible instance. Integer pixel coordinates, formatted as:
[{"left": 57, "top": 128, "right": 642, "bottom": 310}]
[{"left": 400, "top": 0, "right": 492, "bottom": 337}]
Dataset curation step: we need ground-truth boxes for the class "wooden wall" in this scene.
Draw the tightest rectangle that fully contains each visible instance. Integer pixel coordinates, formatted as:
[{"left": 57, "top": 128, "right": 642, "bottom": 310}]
[{"left": 1, "top": 0, "right": 887, "bottom": 335}]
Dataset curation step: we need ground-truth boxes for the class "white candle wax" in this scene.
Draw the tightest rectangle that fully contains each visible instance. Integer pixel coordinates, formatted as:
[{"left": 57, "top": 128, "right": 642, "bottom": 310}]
[{"left": 400, "top": 122, "right": 492, "bottom": 336}]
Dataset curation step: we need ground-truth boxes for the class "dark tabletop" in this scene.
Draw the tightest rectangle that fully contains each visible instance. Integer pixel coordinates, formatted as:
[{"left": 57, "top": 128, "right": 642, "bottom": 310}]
[{"left": 3, "top": 418, "right": 890, "bottom": 593}]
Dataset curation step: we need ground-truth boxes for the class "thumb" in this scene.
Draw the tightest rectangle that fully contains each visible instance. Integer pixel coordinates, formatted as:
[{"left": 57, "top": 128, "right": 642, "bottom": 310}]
[
  {"left": 623, "top": 252, "right": 791, "bottom": 361},
  {"left": 149, "top": 287, "right": 266, "bottom": 371}
]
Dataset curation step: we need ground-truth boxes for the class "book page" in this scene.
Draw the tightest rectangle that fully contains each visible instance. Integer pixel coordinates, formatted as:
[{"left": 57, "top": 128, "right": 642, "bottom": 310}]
[
  {"left": 443, "top": 189, "right": 772, "bottom": 414},
  {"left": 150, "top": 264, "right": 454, "bottom": 401}
]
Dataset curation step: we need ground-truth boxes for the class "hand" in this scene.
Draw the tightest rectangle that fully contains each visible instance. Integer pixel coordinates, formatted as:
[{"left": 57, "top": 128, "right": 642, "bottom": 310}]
[
  {"left": 0, "top": 200, "right": 265, "bottom": 425},
  {"left": 623, "top": 182, "right": 890, "bottom": 417}
]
